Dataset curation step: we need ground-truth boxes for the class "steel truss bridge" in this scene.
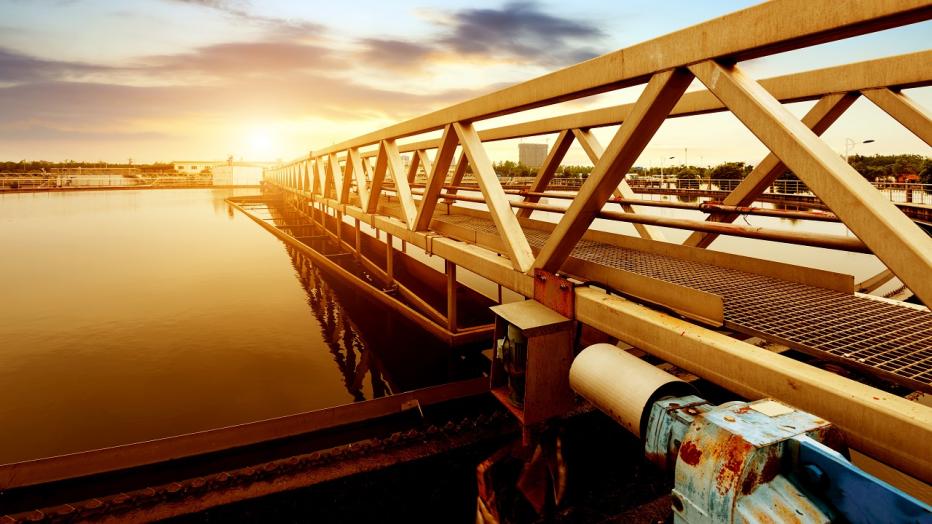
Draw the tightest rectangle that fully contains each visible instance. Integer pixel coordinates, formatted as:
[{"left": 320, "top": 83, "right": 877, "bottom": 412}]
[
  {"left": 2, "top": 0, "right": 931, "bottom": 520},
  {"left": 263, "top": 0, "right": 932, "bottom": 484}
]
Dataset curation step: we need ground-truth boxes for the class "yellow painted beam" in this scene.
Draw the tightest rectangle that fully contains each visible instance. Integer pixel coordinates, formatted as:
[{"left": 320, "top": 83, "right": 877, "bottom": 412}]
[
  {"left": 310, "top": 1, "right": 932, "bottom": 157},
  {"left": 689, "top": 60, "right": 932, "bottom": 307},
  {"left": 534, "top": 69, "right": 693, "bottom": 272},
  {"left": 414, "top": 125, "right": 459, "bottom": 231},
  {"left": 516, "top": 129, "right": 573, "bottom": 219},
  {"left": 575, "top": 287, "right": 932, "bottom": 484},
  {"left": 683, "top": 92, "right": 858, "bottom": 248},
  {"left": 572, "top": 128, "right": 664, "bottom": 241},
  {"left": 862, "top": 87, "right": 932, "bottom": 146},
  {"left": 454, "top": 121, "right": 535, "bottom": 272}
]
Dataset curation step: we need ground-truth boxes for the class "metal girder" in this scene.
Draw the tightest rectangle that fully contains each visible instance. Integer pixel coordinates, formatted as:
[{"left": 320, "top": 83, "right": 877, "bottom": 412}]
[
  {"left": 327, "top": 153, "right": 343, "bottom": 201},
  {"left": 346, "top": 148, "right": 368, "bottom": 208},
  {"left": 370, "top": 51, "right": 931, "bottom": 158},
  {"left": 516, "top": 129, "right": 574, "bottom": 219},
  {"left": 574, "top": 286, "right": 932, "bottom": 484},
  {"left": 443, "top": 150, "right": 470, "bottom": 202},
  {"left": 414, "top": 125, "right": 458, "bottom": 231},
  {"left": 416, "top": 150, "right": 433, "bottom": 182},
  {"left": 689, "top": 60, "right": 932, "bottom": 307},
  {"left": 307, "top": 1, "right": 932, "bottom": 158},
  {"left": 572, "top": 128, "right": 665, "bottom": 241},
  {"left": 683, "top": 92, "right": 859, "bottom": 248},
  {"left": 380, "top": 140, "right": 418, "bottom": 229},
  {"left": 313, "top": 158, "right": 325, "bottom": 195},
  {"left": 303, "top": 160, "right": 311, "bottom": 194},
  {"left": 533, "top": 69, "right": 693, "bottom": 272},
  {"left": 862, "top": 87, "right": 932, "bottom": 146},
  {"left": 367, "top": 142, "right": 391, "bottom": 214},
  {"left": 405, "top": 149, "right": 421, "bottom": 184},
  {"left": 454, "top": 122, "right": 535, "bottom": 271}
]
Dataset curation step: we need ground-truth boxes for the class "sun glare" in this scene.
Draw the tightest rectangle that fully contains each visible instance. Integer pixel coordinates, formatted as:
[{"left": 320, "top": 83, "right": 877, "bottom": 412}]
[{"left": 246, "top": 128, "right": 276, "bottom": 160}]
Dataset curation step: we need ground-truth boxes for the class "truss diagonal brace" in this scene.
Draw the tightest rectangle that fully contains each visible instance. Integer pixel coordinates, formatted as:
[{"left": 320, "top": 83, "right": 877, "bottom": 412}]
[
  {"left": 415, "top": 125, "right": 459, "bottom": 231},
  {"left": 345, "top": 148, "right": 368, "bottom": 209},
  {"left": 327, "top": 153, "right": 344, "bottom": 201},
  {"left": 573, "top": 128, "right": 666, "bottom": 241},
  {"left": 379, "top": 139, "right": 418, "bottom": 229},
  {"left": 690, "top": 60, "right": 932, "bottom": 306},
  {"left": 862, "top": 88, "right": 932, "bottom": 147},
  {"left": 517, "top": 129, "right": 574, "bottom": 218},
  {"left": 683, "top": 92, "right": 858, "bottom": 248},
  {"left": 533, "top": 68, "right": 694, "bottom": 272},
  {"left": 454, "top": 121, "right": 535, "bottom": 272}
]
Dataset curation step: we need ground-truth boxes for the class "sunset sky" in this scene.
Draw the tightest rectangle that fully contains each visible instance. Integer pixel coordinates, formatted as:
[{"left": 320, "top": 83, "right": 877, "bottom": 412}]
[{"left": 1, "top": 0, "right": 929, "bottom": 166}]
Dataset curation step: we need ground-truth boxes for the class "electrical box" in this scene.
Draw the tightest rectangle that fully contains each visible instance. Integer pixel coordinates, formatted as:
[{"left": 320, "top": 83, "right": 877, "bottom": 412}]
[{"left": 489, "top": 300, "right": 575, "bottom": 429}]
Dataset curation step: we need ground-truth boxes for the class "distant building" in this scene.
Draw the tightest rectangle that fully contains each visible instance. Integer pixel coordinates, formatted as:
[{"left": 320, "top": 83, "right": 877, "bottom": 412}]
[
  {"left": 518, "top": 143, "right": 548, "bottom": 169},
  {"left": 171, "top": 161, "right": 224, "bottom": 174},
  {"left": 170, "top": 160, "right": 263, "bottom": 185}
]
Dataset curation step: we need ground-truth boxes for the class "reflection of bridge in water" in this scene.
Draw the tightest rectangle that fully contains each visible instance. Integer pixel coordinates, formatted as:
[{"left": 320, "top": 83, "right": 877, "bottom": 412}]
[{"left": 289, "top": 244, "right": 391, "bottom": 402}]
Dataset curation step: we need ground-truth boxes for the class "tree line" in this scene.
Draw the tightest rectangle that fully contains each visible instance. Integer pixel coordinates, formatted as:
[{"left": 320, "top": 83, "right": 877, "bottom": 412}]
[
  {"left": 491, "top": 154, "right": 931, "bottom": 188},
  {"left": 0, "top": 160, "right": 174, "bottom": 173}
]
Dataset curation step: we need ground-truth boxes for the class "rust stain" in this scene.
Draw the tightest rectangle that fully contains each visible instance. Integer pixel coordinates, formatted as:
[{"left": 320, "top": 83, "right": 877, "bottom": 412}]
[
  {"left": 813, "top": 427, "right": 848, "bottom": 455},
  {"left": 760, "top": 450, "right": 782, "bottom": 484},
  {"left": 714, "top": 435, "right": 751, "bottom": 494},
  {"left": 679, "top": 440, "right": 703, "bottom": 466},
  {"left": 740, "top": 470, "right": 759, "bottom": 495}
]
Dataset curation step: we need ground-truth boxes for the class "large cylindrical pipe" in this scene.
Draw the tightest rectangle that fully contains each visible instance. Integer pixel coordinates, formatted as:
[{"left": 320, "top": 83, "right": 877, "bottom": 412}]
[{"left": 570, "top": 343, "right": 696, "bottom": 438}]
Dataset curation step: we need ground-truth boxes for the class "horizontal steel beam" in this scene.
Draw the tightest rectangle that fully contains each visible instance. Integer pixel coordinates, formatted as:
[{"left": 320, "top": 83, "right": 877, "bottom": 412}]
[
  {"left": 303, "top": 1, "right": 931, "bottom": 159},
  {"left": 574, "top": 287, "right": 932, "bottom": 484},
  {"left": 389, "top": 50, "right": 932, "bottom": 154}
]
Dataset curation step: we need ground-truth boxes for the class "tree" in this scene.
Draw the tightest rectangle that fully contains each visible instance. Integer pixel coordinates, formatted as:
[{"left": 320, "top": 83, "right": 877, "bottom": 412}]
[
  {"left": 919, "top": 159, "right": 932, "bottom": 185},
  {"left": 709, "top": 162, "right": 752, "bottom": 191}
]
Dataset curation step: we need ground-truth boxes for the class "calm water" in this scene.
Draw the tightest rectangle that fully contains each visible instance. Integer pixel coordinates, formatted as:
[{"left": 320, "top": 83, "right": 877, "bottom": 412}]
[{"left": 0, "top": 189, "right": 467, "bottom": 464}]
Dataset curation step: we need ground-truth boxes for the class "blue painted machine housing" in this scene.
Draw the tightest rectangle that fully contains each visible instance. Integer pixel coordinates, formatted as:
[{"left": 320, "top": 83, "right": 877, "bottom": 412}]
[{"left": 645, "top": 396, "right": 847, "bottom": 523}]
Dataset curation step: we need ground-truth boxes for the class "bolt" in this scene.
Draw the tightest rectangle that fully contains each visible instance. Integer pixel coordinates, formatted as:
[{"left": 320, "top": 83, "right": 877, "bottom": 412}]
[
  {"left": 671, "top": 494, "right": 685, "bottom": 513},
  {"left": 801, "top": 464, "right": 828, "bottom": 491}
]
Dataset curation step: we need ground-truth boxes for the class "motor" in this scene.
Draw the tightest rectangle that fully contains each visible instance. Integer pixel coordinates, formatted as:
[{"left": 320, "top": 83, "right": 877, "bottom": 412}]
[{"left": 570, "top": 343, "right": 931, "bottom": 524}]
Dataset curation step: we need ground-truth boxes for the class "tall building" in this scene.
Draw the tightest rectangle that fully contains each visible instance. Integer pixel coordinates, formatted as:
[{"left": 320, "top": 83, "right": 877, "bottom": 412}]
[{"left": 518, "top": 143, "right": 548, "bottom": 169}]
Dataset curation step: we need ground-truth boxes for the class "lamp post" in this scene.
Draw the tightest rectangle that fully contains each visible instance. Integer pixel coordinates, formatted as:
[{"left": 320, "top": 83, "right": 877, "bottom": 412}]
[
  {"left": 660, "top": 155, "right": 674, "bottom": 185},
  {"left": 844, "top": 138, "right": 874, "bottom": 163}
]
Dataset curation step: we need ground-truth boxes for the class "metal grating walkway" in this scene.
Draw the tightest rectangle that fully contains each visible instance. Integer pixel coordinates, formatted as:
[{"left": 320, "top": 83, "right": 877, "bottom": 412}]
[{"left": 433, "top": 214, "right": 932, "bottom": 392}]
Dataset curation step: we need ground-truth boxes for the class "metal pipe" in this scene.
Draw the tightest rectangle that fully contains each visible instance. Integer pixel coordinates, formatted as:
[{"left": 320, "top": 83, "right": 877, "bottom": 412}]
[
  {"left": 405, "top": 185, "right": 841, "bottom": 222},
  {"left": 521, "top": 190, "right": 841, "bottom": 221},
  {"left": 596, "top": 209, "right": 869, "bottom": 253},
  {"left": 570, "top": 343, "right": 695, "bottom": 438},
  {"left": 427, "top": 191, "right": 870, "bottom": 253}
]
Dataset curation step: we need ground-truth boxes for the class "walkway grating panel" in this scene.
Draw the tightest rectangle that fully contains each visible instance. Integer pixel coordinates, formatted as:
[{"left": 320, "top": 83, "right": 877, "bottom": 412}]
[{"left": 434, "top": 214, "right": 932, "bottom": 392}]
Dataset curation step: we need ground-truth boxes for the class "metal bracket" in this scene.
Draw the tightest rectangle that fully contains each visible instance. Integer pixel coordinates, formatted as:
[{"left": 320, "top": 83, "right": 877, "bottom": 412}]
[{"left": 533, "top": 269, "right": 575, "bottom": 319}]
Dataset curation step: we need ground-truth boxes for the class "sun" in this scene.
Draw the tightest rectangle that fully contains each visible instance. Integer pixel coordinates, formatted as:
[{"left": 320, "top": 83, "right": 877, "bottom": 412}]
[{"left": 246, "top": 128, "right": 276, "bottom": 160}]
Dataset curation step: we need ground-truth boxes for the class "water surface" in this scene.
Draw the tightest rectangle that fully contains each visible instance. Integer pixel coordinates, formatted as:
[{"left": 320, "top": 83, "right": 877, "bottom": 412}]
[{"left": 0, "top": 189, "right": 463, "bottom": 463}]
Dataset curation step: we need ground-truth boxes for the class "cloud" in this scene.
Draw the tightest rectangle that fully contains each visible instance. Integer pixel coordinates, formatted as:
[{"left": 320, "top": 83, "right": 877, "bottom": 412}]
[
  {"left": 165, "top": 0, "right": 324, "bottom": 35},
  {"left": 0, "top": 74, "right": 488, "bottom": 143},
  {"left": 0, "top": 124, "right": 170, "bottom": 142},
  {"left": 0, "top": 48, "right": 109, "bottom": 83},
  {"left": 436, "top": 1, "right": 605, "bottom": 66},
  {"left": 143, "top": 41, "right": 341, "bottom": 77},
  {"left": 0, "top": 1, "right": 605, "bottom": 157},
  {"left": 356, "top": 38, "right": 435, "bottom": 72},
  {"left": 353, "top": 1, "right": 606, "bottom": 72}
]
